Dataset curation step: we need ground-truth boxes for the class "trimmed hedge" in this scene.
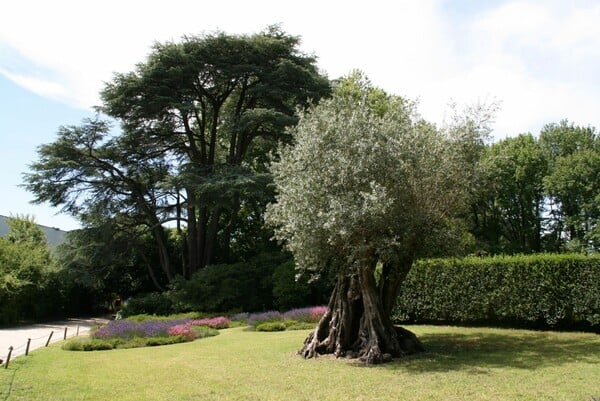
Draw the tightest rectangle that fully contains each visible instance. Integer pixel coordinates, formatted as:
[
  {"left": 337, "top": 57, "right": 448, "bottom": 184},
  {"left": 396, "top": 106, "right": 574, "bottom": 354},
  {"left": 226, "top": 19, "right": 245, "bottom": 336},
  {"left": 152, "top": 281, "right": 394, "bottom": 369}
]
[{"left": 393, "top": 254, "right": 600, "bottom": 330}]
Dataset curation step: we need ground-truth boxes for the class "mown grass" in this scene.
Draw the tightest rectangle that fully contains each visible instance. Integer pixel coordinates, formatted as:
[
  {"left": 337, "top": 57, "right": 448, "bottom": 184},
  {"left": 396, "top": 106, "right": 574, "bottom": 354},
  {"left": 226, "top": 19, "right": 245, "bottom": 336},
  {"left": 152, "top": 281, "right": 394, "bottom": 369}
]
[{"left": 1, "top": 325, "right": 600, "bottom": 401}]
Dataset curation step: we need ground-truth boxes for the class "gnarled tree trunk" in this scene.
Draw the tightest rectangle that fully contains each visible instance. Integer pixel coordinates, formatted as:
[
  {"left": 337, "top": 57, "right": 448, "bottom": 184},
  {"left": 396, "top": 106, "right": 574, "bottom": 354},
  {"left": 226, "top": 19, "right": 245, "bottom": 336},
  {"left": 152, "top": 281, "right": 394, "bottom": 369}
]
[{"left": 300, "top": 263, "right": 423, "bottom": 364}]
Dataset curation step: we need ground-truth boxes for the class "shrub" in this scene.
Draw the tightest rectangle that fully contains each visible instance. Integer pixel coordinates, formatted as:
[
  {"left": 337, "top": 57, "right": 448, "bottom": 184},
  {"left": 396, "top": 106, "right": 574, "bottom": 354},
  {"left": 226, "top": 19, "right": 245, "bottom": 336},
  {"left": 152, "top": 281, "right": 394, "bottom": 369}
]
[
  {"left": 229, "top": 312, "right": 249, "bottom": 323},
  {"left": 283, "top": 306, "right": 326, "bottom": 323},
  {"left": 272, "top": 260, "right": 332, "bottom": 310},
  {"left": 247, "top": 311, "right": 283, "bottom": 327},
  {"left": 92, "top": 318, "right": 191, "bottom": 340},
  {"left": 145, "top": 336, "right": 190, "bottom": 347},
  {"left": 62, "top": 338, "right": 118, "bottom": 351},
  {"left": 167, "top": 324, "right": 197, "bottom": 341},
  {"left": 393, "top": 253, "right": 600, "bottom": 330},
  {"left": 120, "top": 292, "right": 174, "bottom": 317},
  {"left": 192, "top": 325, "right": 219, "bottom": 338},
  {"left": 191, "top": 316, "right": 230, "bottom": 329},
  {"left": 285, "top": 321, "right": 316, "bottom": 330},
  {"left": 168, "top": 251, "right": 289, "bottom": 313},
  {"left": 255, "top": 321, "right": 287, "bottom": 332}
]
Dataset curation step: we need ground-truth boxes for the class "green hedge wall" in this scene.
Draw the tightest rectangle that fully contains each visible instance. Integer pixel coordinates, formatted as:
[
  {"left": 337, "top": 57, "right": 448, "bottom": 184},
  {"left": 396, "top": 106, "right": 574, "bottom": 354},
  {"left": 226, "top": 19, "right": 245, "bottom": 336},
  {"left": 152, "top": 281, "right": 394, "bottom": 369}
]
[{"left": 393, "top": 254, "right": 600, "bottom": 330}]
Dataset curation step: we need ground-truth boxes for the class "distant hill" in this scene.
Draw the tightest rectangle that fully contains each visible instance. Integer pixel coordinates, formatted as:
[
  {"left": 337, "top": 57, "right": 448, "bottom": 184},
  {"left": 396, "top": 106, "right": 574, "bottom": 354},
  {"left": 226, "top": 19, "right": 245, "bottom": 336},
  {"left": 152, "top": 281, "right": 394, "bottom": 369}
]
[{"left": 0, "top": 215, "right": 69, "bottom": 246}]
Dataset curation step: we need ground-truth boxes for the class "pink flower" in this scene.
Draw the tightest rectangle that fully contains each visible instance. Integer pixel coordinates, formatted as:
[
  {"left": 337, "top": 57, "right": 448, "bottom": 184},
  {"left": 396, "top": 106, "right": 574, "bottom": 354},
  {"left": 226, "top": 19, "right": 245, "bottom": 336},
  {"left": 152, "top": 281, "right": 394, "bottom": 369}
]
[
  {"left": 167, "top": 324, "right": 196, "bottom": 341},
  {"left": 191, "top": 316, "right": 230, "bottom": 329}
]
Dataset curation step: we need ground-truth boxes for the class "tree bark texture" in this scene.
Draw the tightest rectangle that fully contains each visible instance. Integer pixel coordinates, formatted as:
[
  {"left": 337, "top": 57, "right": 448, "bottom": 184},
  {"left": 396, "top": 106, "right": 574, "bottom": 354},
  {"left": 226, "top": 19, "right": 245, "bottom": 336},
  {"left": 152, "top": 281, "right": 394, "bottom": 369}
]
[{"left": 300, "top": 265, "right": 424, "bottom": 365}]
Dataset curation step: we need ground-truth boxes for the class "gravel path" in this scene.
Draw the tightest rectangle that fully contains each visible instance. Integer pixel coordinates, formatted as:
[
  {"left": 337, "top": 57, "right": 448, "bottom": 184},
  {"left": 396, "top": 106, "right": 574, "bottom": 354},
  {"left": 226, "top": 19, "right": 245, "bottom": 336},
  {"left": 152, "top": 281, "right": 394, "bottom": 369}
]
[{"left": 0, "top": 318, "right": 108, "bottom": 364}]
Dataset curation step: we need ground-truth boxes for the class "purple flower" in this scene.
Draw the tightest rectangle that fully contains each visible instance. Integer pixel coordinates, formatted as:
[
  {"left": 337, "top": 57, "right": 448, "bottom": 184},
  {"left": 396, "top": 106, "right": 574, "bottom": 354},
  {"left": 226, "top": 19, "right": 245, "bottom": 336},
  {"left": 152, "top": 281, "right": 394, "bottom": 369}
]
[
  {"left": 247, "top": 311, "right": 283, "bottom": 327},
  {"left": 230, "top": 312, "right": 249, "bottom": 322},
  {"left": 92, "top": 318, "right": 192, "bottom": 339},
  {"left": 283, "top": 306, "right": 327, "bottom": 323}
]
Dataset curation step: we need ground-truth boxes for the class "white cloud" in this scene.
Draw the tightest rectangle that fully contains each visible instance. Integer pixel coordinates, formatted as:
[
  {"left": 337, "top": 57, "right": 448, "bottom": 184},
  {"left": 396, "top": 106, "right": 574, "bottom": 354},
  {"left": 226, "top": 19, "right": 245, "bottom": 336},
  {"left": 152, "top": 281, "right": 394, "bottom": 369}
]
[
  {"left": 1, "top": 0, "right": 599, "bottom": 138},
  {"left": 0, "top": 68, "right": 69, "bottom": 101}
]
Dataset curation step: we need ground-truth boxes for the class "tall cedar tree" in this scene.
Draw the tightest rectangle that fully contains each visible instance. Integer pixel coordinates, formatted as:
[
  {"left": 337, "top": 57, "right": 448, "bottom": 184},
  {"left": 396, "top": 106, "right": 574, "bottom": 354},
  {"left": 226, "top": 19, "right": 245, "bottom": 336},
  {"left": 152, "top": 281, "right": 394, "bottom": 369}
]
[{"left": 25, "top": 27, "right": 330, "bottom": 283}]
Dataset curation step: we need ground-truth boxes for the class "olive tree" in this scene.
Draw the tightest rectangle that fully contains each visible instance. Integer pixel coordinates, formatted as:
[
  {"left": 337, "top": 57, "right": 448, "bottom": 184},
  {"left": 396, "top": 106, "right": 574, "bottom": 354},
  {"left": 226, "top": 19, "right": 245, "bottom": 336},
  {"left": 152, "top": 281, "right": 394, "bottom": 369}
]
[{"left": 266, "top": 75, "right": 483, "bottom": 364}]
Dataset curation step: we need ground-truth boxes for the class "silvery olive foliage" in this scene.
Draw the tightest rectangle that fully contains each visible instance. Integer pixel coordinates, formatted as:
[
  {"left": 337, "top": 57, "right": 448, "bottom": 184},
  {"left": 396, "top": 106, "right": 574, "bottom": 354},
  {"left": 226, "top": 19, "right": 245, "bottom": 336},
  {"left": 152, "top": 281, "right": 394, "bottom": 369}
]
[{"left": 266, "top": 75, "right": 484, "bottom": 276}]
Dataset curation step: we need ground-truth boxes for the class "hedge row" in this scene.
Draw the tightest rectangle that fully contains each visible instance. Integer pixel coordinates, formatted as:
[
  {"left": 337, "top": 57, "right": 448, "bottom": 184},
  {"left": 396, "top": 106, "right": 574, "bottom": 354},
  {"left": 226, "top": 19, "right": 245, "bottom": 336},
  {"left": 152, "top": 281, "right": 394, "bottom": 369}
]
[{"left": 392, "top": 254, "right": 600, "bottom": 330}]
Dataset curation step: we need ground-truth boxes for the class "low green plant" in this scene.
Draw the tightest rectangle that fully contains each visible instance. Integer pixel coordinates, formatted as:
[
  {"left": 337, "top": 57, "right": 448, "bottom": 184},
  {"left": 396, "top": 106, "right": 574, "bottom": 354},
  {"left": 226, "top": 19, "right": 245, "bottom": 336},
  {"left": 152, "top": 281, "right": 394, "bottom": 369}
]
[
  {"left": 191, "top": 326, "right": 219, "bottom": 338},
  {"left": 62, "top": 338, "right": 121, "bottom": 351},
  {"left": 285, "top": 321, "right": 316, "bottom": 330},
  {"left": 255, "top": 321, "right": 287, "bottom": 332}
]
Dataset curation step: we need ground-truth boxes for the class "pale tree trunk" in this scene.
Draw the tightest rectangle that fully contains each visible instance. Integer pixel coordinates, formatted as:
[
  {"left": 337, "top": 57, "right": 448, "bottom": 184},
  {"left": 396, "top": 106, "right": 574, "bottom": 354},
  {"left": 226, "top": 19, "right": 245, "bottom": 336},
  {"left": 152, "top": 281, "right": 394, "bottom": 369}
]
[{"left": 300, "top": 262, "right": 423, "bottom": 364}]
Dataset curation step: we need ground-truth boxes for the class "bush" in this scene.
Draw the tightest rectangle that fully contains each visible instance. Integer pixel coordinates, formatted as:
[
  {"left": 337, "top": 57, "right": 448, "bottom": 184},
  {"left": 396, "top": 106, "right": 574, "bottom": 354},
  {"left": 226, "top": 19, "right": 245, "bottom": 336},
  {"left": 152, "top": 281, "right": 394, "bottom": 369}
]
[
  {"left": 247, "top": 311, "right": 283, "bottom": 327},
  {"left": 62, "top": 338, "right": 121, "bottom": 351},
  {"left": 272, "top": 260, "right": 332, "bottom": 311},
  {"left": 121, "top": 292, "right": 174, "bottom": 317},
  {"left": 192, "top": 325, "right": 219, "bottom": 339},
  {"left": 285, "top": 321, "right": 316, "bottom": 330},
  {"left": 92, "top": 318, "right": 191, "bottom": 340},
  {"left": 191, "top": 316, "right": 230, "bottom": 329},
  {"left": 167, "top": 324, "right": 197, "bottom": 341},
  {"left": 168, "top": 251, "right": 289, "bottom": 313},
  {"left": 393, "top": 254, "right": 600, "bottom": 330},
  {"left": 283, "top": 306, "right": 326, "bottom": 323},
  {"left": 255, "top": 321, "right": 287, "bottom": 332},
  {"left": 64, "top": 315, "right": 220, "bottom": 351}
]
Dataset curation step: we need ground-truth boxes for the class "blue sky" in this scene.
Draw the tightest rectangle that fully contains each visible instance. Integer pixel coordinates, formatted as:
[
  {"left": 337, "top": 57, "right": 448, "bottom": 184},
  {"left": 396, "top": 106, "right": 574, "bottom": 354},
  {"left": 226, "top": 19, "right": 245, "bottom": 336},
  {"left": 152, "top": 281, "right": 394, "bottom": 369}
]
[{"left": 1, "top": 0, "right": 599, "bottom": 231}]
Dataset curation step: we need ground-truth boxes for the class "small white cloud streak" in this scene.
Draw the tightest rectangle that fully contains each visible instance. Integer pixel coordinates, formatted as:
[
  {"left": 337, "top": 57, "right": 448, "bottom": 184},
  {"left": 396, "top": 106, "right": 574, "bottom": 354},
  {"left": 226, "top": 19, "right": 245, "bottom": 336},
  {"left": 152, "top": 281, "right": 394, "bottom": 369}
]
[{"left": 1, "top": 0, "right": 599, "bottom": 138}]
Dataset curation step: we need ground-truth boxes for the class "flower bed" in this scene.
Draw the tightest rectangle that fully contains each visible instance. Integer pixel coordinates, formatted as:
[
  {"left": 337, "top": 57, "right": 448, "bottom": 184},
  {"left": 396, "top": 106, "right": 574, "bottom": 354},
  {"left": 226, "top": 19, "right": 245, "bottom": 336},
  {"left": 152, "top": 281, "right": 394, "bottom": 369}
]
[
  {"left": 246, "top": 306, "right": 326, "bottom": 331},
  {"left": 191, "top": 316, "right": 231, "bottom": 329},
  {"left": 63, "top": 316, "right": 220, "bottom": 351}
]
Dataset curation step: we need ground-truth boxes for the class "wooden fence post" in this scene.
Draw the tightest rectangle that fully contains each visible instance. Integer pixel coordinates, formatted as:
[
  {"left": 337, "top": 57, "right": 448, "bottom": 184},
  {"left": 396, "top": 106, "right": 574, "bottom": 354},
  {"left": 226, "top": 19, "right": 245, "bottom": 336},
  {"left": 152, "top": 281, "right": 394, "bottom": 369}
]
[
  {"left": 25, "top": 338, "right": 31, "bottom": 356},
  {"left": 5, "top": 347, "right": 13, "bottom": 369},
  {"left": 45, "top": 331, "right": 54, "bottom": 347},
  {"left": 64, "top": 327, "right": 68, "bottom": 340}
]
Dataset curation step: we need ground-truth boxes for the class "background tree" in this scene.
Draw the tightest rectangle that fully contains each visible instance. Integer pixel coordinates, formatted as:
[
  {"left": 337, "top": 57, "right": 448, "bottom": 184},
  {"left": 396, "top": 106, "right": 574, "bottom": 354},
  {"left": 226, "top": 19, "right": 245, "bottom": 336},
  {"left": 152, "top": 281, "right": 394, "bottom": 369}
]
[
  {"left": 24, "top": 27, "right": 330, "bottom": 287},
  {"left": 540, "top": 120, "right": 600, "bottom": 251},
  {"left": 473, "top": 134, "right": 547, "bottom": 253},
  {"left": 100, "top": 26, "right": 330, "bottom": 277},
  {"left": 0, "top": 216, "right": 54, "bottom": 323},
  {"left": 266, "top": 75, "right": 484, "bottom": 364},
  {"left": 24, "top": 119, "right": 178, "bottom": 283}
]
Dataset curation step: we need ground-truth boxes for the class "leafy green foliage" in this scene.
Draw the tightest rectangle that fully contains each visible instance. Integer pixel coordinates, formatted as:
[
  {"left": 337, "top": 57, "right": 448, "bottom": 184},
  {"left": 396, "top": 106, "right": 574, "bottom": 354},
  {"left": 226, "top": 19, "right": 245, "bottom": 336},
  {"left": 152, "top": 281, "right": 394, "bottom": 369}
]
[
  {"left": 271, "top": 259, "right": 332, "bottom": 311},
  {"left": 255, "top": 321, "right": 287, "bottom": 332},
  {"left": 393, "top": 254, "right": 600, "bottom": 329},
  {"left": 474, "top": 134, "right": 547, "bottom": 253},
  {"left": 168, "top": 251, "right": 298, "bottom": 313},
  {"left": 539, "top": 120, "right": 600, "bottom": 251},
  {"left": 267, "top": 74, "right": 477, "bottom": 277},
  {"left": 120, "top": 292, "right": 175, "bottom": 317},
  {"left": 0, "top": 216, "right": 64, "bottom": 324}
]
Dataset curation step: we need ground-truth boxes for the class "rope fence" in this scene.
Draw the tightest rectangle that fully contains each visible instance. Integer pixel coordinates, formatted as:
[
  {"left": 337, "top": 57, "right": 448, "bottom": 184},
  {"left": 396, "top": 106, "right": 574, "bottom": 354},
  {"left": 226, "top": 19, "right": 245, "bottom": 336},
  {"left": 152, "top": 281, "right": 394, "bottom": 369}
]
[{"left": 1, "top": 321, "right": 101, "bottom": 369}]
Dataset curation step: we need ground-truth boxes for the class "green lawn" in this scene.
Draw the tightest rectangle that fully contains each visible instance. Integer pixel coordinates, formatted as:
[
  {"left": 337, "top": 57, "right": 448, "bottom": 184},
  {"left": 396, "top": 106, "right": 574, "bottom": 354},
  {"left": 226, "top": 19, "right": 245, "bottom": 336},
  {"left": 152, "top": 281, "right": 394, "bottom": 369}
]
[{"left": 2, "top": 325, "right": 600, "bottom": 401}]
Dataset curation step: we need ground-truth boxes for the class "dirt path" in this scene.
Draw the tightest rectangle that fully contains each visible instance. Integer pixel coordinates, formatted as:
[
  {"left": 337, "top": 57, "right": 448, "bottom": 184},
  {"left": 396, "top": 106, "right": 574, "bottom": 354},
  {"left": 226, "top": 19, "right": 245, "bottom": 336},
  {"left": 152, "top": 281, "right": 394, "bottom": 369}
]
[{"left": 0, "top": 318, "right": 108, "bottom": 363}]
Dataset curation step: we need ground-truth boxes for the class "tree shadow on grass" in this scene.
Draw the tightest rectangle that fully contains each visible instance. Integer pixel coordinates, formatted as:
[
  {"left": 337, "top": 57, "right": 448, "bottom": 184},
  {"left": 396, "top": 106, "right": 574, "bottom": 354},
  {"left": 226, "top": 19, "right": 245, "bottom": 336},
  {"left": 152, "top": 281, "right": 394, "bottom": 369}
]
[{"left": 382, "top": 329, "right": 600, "bottom": 373}]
